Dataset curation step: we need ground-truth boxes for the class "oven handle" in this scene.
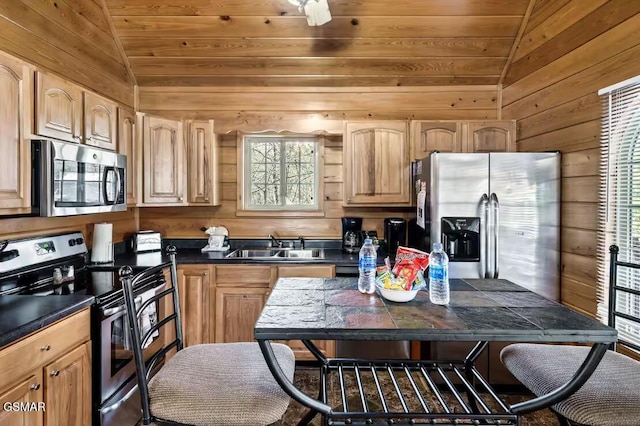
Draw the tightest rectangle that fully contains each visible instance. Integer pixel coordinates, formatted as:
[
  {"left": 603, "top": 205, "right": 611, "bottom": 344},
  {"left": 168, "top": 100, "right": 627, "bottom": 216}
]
[{"left": 101, "top": 296, "right": 142, "bottom": 317}]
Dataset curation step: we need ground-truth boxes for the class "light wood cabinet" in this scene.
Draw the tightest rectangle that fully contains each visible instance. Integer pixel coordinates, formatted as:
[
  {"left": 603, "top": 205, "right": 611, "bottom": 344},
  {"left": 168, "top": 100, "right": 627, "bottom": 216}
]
[
  {"left": 214, "top": 265, "right": 272, "bottom": 343},
  {"left": 0, "top": 309, "right": 90, "bottom": 426},
  {"left": 177, "top": 265, "right": 213, "bottom": 346},
  {"left": 412, "top": 121, "right": 463, "bottom": 158},
  {"left": 187, "top": 120, "right": 220, "bottom": 205},
  {"left": 118, "top": 108, "right": 137, "bottom": 205},
  {"left": 83, "top": 92, "right": 117, "bottom": 151},
  {"left": 43, "top": 342, "right": 91, "bottom": 426},
  {"left": 0, "top": 373, "right": 43, "bottom": 426},
  {"left": 343, "top": 121, "right": 411, "bottom": 206},
  {"left": 35, "top": 71, "right": 82, "bottom": 143},
  {"left": 0, "top": 53, "right": 31, "bottom": 215},
  {"left": 465, "top": 120, "right": 516, "bottom": 153},
  {"left": 142, "top": 115, "right": 186, "bottom": 205},
  {"left": 410, "top": 120, "right": 516, "bottom": 159}
]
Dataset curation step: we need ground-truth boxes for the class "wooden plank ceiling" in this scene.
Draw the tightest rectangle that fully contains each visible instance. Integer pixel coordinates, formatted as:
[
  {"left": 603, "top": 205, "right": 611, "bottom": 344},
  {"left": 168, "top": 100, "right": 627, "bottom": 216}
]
[{"left": 103, "top": 0, "right": 530, "bottom": 86}]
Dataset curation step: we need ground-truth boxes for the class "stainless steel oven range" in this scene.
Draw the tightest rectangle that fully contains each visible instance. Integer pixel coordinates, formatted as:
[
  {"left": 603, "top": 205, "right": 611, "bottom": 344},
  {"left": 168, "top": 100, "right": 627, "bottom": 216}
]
[{"left": 0, "top": 232, "right": 165, "bottom": 426}]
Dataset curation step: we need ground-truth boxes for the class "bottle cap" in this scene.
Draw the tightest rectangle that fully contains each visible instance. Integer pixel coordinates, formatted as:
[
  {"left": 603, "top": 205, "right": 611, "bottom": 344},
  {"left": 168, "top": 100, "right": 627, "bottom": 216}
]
[
  {"left": 433, "top": 242, "right": 443, "bottom": 250},
  {"left": 364, "top": 238, "right": 372, "bottom": 244}
]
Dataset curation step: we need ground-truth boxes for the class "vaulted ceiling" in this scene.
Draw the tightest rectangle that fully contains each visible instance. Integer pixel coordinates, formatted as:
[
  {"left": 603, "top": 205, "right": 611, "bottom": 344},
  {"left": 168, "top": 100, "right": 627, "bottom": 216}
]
[{"left": 102, "top": 0, "right": 532, "bottom": 87}]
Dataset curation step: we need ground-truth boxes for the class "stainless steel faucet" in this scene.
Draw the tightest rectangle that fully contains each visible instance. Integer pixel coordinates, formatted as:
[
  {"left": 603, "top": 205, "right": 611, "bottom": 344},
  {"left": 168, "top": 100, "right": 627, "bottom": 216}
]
[
  {"left": 268, "top": 234, "right": 283, "bottom": 248},
  {"left": 298, "top": 236, "right": 305, "bottom": 250}
]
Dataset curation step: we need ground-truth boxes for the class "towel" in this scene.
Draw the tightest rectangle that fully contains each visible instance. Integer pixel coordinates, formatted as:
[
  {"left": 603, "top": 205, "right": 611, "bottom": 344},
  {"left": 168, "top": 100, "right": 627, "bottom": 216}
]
[{"left": 139, "top": 289, "right": 159, "bottom": 349}]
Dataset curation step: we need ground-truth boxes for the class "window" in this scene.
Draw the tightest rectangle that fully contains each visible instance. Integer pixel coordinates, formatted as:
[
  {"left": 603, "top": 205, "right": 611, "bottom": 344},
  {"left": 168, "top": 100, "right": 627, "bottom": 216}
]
[
  {"left": 240, "top": 135, "right": 321, "bottom": 212},
  {"left": 598, "top": 75, "right": 640, "bottom": 350}
]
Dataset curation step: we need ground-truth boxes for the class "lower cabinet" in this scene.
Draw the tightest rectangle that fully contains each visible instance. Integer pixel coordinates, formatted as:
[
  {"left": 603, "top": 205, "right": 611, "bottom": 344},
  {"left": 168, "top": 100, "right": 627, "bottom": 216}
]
[
  {"left": 177, "top": 265, "right": 213, "bottom": 346},
  {"left": 0, "top": 309, "right": 91, "bottom": 426}
]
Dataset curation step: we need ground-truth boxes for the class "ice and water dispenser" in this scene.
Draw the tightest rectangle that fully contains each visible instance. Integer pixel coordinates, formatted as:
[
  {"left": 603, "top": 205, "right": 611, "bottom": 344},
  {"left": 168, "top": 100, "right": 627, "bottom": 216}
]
[{"left": 441, "top": 217, "right": 480, "bottom": 261}]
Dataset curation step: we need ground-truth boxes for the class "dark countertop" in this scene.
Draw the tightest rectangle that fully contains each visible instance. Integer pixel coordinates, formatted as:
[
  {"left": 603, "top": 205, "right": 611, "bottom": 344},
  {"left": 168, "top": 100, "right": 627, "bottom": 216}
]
[
  {"left": 0, "top": 294, "right": 94, "bottom": 349},
  {"left": 109, "top": 247, "right": 385, "bottom": 269},
  {"left": 254, "top": 277, "right": 618, "bottom": 344}
]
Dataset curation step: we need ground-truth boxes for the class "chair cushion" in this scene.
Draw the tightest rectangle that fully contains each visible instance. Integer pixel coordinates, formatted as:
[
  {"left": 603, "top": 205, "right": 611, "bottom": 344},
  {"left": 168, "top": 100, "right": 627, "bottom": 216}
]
[
  {"left": 148, "top": 342, "right": 295, "bottom": 426},
  {"left": 501, "top": 344, "right": 640, "bottom": 426}
]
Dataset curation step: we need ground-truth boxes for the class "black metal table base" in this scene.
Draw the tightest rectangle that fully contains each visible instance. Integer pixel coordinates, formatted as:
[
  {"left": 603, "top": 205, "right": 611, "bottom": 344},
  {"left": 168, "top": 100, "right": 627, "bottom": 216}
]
[{"left": 258, "top": 340, "right": 608, "bottom": 426}]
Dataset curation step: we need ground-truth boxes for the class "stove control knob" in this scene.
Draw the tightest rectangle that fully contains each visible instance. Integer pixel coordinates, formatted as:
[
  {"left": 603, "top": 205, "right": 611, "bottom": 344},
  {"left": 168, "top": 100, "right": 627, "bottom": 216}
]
[
  {"left": 75, "top": 237, "right": 84, "bottom": 245},
  {"left": 68, "top": 239, "right": 76, "bottom": 247}
]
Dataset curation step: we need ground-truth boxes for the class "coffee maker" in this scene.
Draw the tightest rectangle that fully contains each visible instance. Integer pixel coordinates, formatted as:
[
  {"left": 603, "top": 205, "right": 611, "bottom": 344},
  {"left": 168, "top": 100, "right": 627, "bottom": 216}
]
[
  {"left": 384, "top": 218, "right": 407, "bottom": 258},
  {"left": 342, "top": 217, "right": 363, "bottom": 253}
]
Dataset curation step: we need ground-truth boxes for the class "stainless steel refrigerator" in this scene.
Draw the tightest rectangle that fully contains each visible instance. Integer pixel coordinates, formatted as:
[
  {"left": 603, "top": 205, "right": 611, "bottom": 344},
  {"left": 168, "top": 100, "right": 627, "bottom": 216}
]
[{"left": 412, "top": 152, "right": 560, "bottom": 301}]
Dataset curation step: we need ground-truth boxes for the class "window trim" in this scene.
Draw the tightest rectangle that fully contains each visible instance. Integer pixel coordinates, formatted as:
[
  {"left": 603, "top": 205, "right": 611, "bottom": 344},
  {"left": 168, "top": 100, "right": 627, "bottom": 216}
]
[{"left": 235, "top": 132, "right": 325, "bottom": 217}]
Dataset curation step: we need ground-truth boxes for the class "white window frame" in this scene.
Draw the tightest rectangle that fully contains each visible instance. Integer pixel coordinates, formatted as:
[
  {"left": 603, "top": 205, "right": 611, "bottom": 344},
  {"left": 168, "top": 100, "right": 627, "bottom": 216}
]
[{"left": 236, "top": 133, "right": 325, "bottom": 216}]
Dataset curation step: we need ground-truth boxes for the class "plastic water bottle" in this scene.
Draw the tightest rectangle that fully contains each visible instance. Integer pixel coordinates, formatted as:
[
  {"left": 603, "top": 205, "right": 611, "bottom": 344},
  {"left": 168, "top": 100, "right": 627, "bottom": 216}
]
[
  {"left": 429, "top": 243, "right": 450, "bottom": 305},
  {"left": 358, "top": 238, "right": 377, "bottom": 294}
]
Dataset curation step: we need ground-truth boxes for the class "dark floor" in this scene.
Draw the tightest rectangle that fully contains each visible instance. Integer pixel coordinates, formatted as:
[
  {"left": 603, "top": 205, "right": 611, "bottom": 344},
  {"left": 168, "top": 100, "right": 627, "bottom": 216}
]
[{"left": 277, "top": 367, "right": 560, "bottom": 426}]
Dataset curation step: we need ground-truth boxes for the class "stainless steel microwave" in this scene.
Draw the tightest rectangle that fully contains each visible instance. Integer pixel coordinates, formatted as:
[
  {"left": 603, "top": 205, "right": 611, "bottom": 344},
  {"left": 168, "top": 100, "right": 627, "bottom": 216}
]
[{"left": 32, "top": 139, "right": 127, "bottom": 217}]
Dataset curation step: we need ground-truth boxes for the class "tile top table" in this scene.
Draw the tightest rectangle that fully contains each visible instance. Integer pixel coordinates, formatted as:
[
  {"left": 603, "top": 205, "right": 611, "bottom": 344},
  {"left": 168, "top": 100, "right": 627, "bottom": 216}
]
[{"left": 255, "top": 277, "right": 616, "bottom": 343}]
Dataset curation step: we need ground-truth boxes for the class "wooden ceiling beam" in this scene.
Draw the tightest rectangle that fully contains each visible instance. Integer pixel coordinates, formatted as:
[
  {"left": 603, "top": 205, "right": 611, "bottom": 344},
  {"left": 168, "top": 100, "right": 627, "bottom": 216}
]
[{"left": 499, "top": 0, "right": 536, "bottom": 86}]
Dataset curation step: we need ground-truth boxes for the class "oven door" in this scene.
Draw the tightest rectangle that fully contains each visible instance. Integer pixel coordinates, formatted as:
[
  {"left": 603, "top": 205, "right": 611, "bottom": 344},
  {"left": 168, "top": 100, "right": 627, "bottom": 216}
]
[{"left": 34, "top": 139, "right": 127, "bottom": 217}]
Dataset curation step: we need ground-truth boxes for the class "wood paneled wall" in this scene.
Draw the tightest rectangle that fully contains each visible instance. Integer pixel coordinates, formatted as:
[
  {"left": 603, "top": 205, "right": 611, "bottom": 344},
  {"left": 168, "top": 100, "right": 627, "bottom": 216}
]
[
  {"left": 0, "top": 0, "right": 134, "bottom": 106},
  {"left": 0, "top": 209, "right": 138, "bottom": 246},
  {"left": 138, "top": 86, "right": 499, "bottom": 239},
  {"left": 503, "top": 1, "right": 640, "bottom": 317}
]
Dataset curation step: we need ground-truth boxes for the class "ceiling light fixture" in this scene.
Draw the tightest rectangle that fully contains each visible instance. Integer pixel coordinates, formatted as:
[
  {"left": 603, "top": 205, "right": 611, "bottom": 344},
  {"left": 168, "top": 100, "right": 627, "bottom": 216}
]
[{"left": 288, "top": 0, "right": 332, "bottom": 26}]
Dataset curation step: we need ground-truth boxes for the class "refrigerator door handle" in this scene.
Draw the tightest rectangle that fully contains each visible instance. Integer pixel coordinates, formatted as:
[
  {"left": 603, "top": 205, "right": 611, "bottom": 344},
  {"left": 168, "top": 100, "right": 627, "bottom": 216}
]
[
  {"left": 490, "top": 192, "right": 500, "bottom": 278},
  {"left": 481, "top": 193, "right": 489, "bottom": 278}
]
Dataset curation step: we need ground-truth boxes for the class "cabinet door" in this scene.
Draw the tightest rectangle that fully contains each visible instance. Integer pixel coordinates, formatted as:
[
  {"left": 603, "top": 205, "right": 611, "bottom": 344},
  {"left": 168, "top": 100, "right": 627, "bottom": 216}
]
[
  {"left": 465, "top": 121, "right": 516, "bottom": 153},
  {"left": 177, "top": 266, "right": 212, "bottom": 346},
  {"left": 0, "top": 54, "right": 31, "bottom": 214},
  {"left": 35, "top": 72, "right": 82, "bottom": 143},
  {"left": 187, "top": 120, "right": 220, "bottom": 205},
  {"left": 0, "top": 373, "right": 43, "bottom": 426},
  {"left": 43, "top": 342, "right": 91, "bottom": 426},
  {"left": 142, "top": 116, "right": 185, "bottom": 204},
  {"left": 84, "top": 92, "right": 117, "bottom": 150},
  {"left": 118, "top": 108, "right": 137, "bottom": 205},
  {"left": 412, "top": 121, "right": 463, "bottom": 159},
  {"left": 344, "top": 121, "right": 410, "bottom": 205},
  {"left": 215, "top": 287, "right": 269, "bottom": 343}
]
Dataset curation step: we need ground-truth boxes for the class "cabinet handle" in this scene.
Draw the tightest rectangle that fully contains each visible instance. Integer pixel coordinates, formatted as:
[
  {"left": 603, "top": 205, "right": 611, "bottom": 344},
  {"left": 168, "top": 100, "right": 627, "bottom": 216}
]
[
  {"left": 203, "top": 272, "right": 208, "bottom": 276},
  {"left": 204, "top": 197, "right": 210, "bottom": 202},
  {"left": 50, "top": 370, "right": 60, "bottom": 377},
  {"left": 178, "top": 197, "right": 183, "bottom": 201},
  {"left": 30, "top": 384, "right": 41, "bottom": 391},
  {"left": 40, "top": 344, "right": 51, "bottom": 351},
  {"left": 87, "top": 136, "right": 93, "bottom": 141}
]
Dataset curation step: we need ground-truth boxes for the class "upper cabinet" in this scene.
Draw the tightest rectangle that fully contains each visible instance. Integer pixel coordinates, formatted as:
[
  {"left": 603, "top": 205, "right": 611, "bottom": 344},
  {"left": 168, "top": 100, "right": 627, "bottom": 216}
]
[
  {"left": 35, "top": 71, "right": 83, "bottom": 143},
  {"left": 118, "top": 108, "right": 137, "bottom": 205},
  {"left": 142, "top": 115, "right": 186, "bottom": 205},
  {"left": 0, "top": 53, "right": 31, "bottom": 215},
  {"left": 187, "top": 120, "right": 220, "bottom": 206},
  {"left": 411, "top": 120, "right": 516, "bottom": 159},
  {"left": 84, "top": 92, "right": 117, "bottom": 151},
  {"left": 412, "top": 121, "right": 463, "bottom": 158},
  {"left": 343, "top": 121, "right": 411, "bottom": 206},
  {"left": 465, "top": 121, "right": 516, "bottom": 153}
]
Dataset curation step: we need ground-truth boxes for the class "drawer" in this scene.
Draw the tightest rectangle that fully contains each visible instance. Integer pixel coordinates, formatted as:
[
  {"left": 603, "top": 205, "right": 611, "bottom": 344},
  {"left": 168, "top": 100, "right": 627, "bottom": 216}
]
[
  {"left": 277, "top": 265, "right": 335, "bottom": 279},
  {"left": 0, "top": 308, "right": 90, "bottom": 390},
  {"left": 214, "top": 265, "right": 272, "bottom": 287}
]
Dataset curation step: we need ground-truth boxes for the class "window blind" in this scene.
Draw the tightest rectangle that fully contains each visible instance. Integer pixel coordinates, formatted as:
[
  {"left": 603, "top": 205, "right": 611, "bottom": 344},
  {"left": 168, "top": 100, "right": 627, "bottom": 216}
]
[{"left": 598, "top": 75, "right": 640, "bottom": 350}]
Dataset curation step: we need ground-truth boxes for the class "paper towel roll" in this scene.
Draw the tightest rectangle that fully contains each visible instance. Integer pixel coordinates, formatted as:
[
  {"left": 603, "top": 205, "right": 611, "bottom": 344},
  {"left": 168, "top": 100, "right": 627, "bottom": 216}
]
[{"left": 92, "top": 223, "right": 113, "bottom": 263}]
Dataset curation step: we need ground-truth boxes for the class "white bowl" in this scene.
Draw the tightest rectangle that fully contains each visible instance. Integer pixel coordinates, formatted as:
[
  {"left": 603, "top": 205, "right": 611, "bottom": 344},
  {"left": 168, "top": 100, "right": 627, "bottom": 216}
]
[{"left": 377, "top": 286, "right": 420, "bottom": 302}]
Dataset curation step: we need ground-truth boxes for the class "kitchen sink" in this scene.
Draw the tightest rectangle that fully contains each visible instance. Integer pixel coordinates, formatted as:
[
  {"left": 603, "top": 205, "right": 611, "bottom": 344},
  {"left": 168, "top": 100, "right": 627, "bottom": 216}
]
[
  {"left": 225, "top": 249, "right": 282, "bottom": 258},
  {"left": 281, "top": 249, "right": 324, "bottom": 258},
  {"left": 224, "top": 248, "right": 324, "bottom": 260}
]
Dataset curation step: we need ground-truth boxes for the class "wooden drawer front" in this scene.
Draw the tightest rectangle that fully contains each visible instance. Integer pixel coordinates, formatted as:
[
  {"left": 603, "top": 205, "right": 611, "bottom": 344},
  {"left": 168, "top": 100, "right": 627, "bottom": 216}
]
[
  {"left": 278, "top": 265, "right": 335, "bottom": 279},
  {"left": 0, "top": 309, "right": 90, "bottom": 390},
  {"left": 215, "top": 265, "right": 271, "bottom": 287}
]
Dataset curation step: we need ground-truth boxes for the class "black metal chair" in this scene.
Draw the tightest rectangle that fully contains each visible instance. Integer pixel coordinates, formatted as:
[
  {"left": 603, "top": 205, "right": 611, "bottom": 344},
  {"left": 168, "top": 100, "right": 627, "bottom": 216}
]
[
  {"left": 500, "top": 245, "right": 640, "bottom": 426},
  {"left": 119, "top": 246, "right": 295, "bottom": 426}
]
